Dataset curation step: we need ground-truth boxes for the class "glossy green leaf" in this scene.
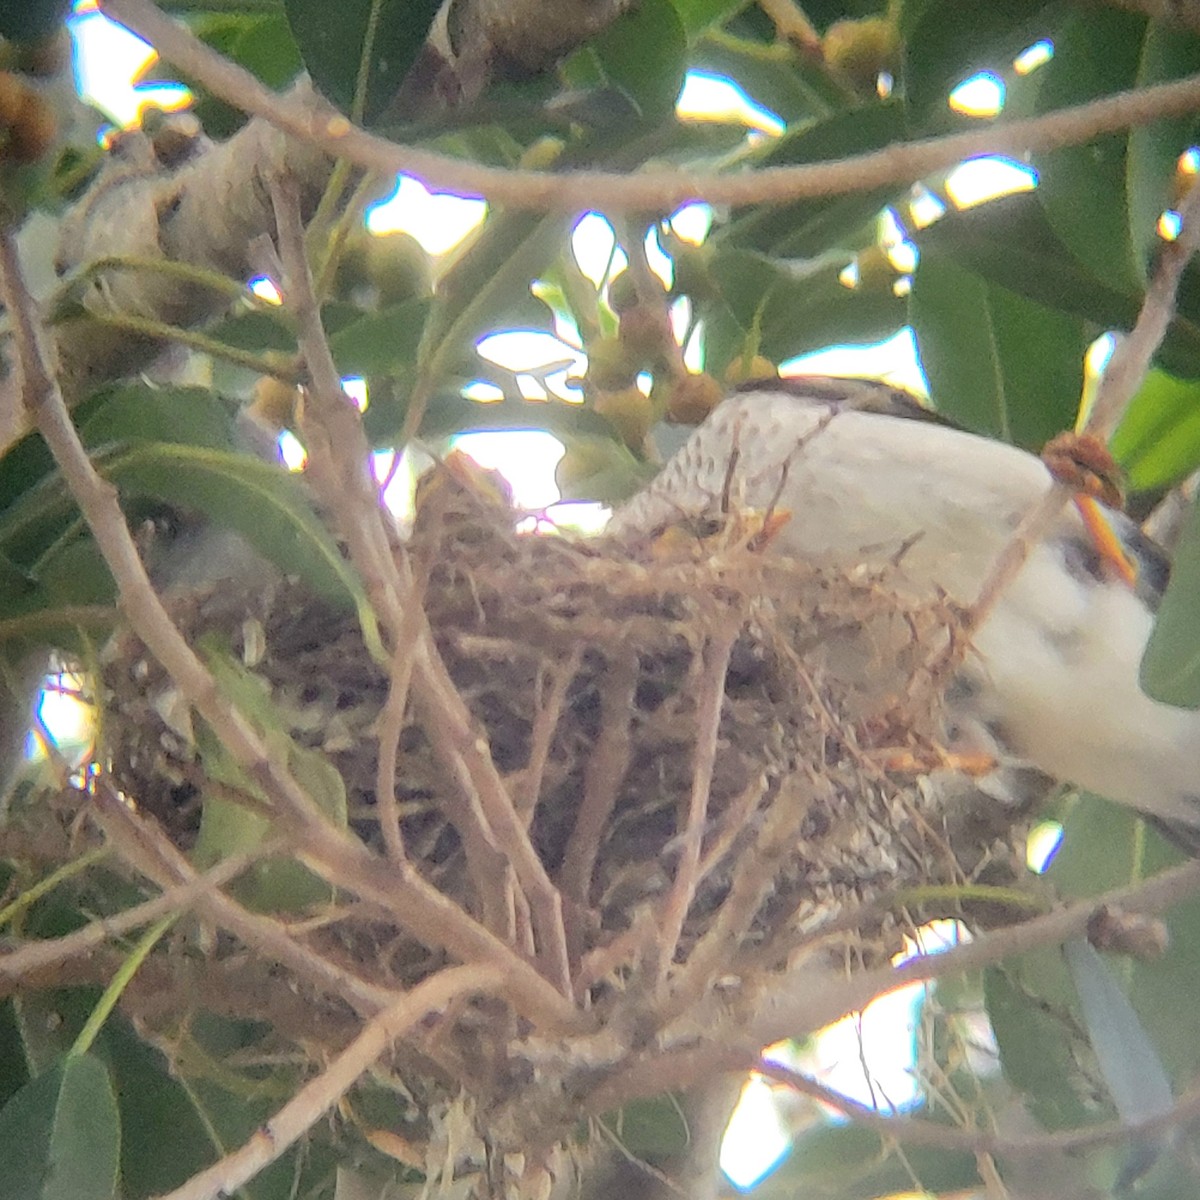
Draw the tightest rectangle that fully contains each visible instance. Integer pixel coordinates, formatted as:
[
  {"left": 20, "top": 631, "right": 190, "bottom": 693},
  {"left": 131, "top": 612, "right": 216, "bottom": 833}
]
[
  {"left": 1032, "top": 8, "right": 1145, "bottom": 295},
  {"left": 688, "top": 35, "right": 843, "bottom": 128},
  {"left": 707, "top": 248, "right": 904, "bottom": 362},
  {"left": 328, "top": 297, "right": 430, "bottom": 376},
  {"left": 0, "top": 1054, "right": 120, "bottom": 1200},
  {"left": 1128, "top": 26, "right": 1200, "bottom": 278},
  {"left": 587, "top": 0, "right": 687, "bottom": 120},
  {"left": 419, "top": 212, "right": 568, "bottom": 377},
  {"left": 901, "top": 0, "right": 1048, "bottom": 130},
  {"left": 984, "top": 956, "right": 1096, "bottom": 1131},
  {"left": 668, "top": 0, "right": 745, "bottom": 38},
  {"left": 726, "top": 101, "right": 908, "bottom": 257},
  {"left": 915, "top": 192, "right": 1200, "bottom": 377},
  {"left": 1063, "top": 939, "right": 1174, "bottom": 1126},
  {"left": 1142, "top": 493, "right": 1200, "bottom": 707},
  {"left": 77, "top": 384, "right": 239, "bottom": 454},
  {"left": 1111, "top": 369, "right": 1200, "bottom": 490},
  {"left": 909, "top": 250, "right": 1084, "bottom": 447},
  {"left": 108, "top": 444, "right": 364, "bottom": 609},
  {"left": 284, "top": 0, "right": 441, "bottom": 122}
]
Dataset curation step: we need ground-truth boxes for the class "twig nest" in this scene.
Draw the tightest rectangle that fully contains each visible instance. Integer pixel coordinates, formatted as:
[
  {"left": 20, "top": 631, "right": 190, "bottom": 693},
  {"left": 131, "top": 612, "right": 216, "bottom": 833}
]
[{"left": 98, "top": 466, "right": 1033, "bottom": 1168}]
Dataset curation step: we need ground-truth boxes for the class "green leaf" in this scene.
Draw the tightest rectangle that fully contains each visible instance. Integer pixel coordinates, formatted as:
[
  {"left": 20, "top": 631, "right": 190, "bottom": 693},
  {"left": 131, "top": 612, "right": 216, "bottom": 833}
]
[
  {"left": 77, "top": 384, "right": 239, "bottom": 455},
  {"left": 1127, "top": 25, "right": 1200, "bottom": 278},
  {"left": 726, "top": 101, "right": 909, "bottom": 257},
  {"left": 915, "top": 192, "right": 1200, "bottom": 377},
  {"left": 92, "top": 1017, "right": 218, "bottom": 1198},
  {"left": 0, "top": 386, "right": 239, "bottom": 571},
  {"left": 752, "top": 1119, "right": 978, "bottom": 1199},
  {"left": 909, "top": 250, "right": 1084, "bottom": 447},
  {"left": 205, "top": 308, "right": 298, "bottom": 354},
  {"left": 0, "top": 1055, "right": 120, "bottom": 1200},
  {"left": 1032, "top": 8, "right": 1146, "bottom": 295},
  {"left": 1063, "top": 939, "right": 1174, "bottom": 1126},
  {"left": 985, "top": 954, "right": 1097, "bottom": 1131},
  {"left": 178, "top": 13, "right": 305, "bottom": 139},
  {"left": 668, "top": 0, "right": 744, "bottom": 38},
  {"left": 687, "top": 35, "right": 843, "bottom": 127},
  {"left": 1048, "top": 795, "right": 1200, "bottom": 1087},
  {"left": 1141, "top": 493, "right": 1200, "bottom": 707},
  {"left": 707, "top": 248, "right": 904, "bottom": 363},
  {"left": 284, "top": 0, "right": 442, "bottom": 122},
  {"left": 328, "top": 297, "right": 429, "bottom": 376},
  {"left": 587, "top": 0, "right": 688, "bottom": 120},
  {"left": 901, "top": 0, "right": 1048, "bottom": 130},
  {"left": 1111, "top": 370, "right": 1200, "bottom": 491},
  {"left": 602, "top": 1094, "right": 689, "bottom": 1158},
  {"left": 107, "top": 444, "right": 365, "bottom": 610},
  {"left": 419, "top": 212, "right": 569, "bottom": 377},
  {"left": 0, "top": 391, "right": 113, "bottom": 536},
  {"left": 189, "top": 641, "right": 346, "bottom": 912},
  {"left": 0, "top": 1000, "right": 31, "bottom": 1110}
]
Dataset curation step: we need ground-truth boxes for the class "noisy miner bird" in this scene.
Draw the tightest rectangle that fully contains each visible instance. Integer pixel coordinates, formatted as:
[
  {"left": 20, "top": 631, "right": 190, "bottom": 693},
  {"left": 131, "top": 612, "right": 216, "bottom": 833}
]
[{"left": 607, "top": 376, "right": 1197, "bottom": 830}]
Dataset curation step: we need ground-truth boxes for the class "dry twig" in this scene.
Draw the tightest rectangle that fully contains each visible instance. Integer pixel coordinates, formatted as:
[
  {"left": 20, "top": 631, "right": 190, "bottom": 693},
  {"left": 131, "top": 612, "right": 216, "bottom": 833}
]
[
  {"left": 159, "top": 964, "right": 505, "bottom": 1200},
  {"left": 101, "top": 0, "right": 1200, "bottom": 213}
]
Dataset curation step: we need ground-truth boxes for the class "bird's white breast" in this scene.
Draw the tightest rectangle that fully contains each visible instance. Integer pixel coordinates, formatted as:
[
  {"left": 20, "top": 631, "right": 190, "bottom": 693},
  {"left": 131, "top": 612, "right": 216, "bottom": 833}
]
[{"left": 610, "top": 389, "right": 1200, "bottom": 825}]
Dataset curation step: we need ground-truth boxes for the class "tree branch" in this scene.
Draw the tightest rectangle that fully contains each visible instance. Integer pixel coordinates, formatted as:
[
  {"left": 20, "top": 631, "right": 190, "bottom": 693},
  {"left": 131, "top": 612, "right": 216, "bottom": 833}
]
[
  {"left": 100, "top": 0, "right": 1200, "bottom": 213},
  {"left": 584, "top": 855, "right": 1200, "bottom": 1113},
  {"left": 159, "top": 963, "right": 505, "bottom": 1200}
]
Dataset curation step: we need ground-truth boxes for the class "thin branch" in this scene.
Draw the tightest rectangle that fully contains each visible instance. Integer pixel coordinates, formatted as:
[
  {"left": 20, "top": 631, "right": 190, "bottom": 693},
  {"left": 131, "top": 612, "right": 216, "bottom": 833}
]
[
  {"left": 0, "top": 219, "right": 584, "bottom": 1033},
  {"left": 374, "top": 587, "right": 425, "bottom": 866},
  {"left": 91, "top": 780, "right": 401, "bottom": 1015},
  {"left": 1087, "top": 175, "right": 1200, "bottom": 441},
  {"left": 270, "top": 175, "right": 579, "bottom": 996},
  {"left": 269, "top": 176, "right": 403, "bottom": 615},
  {"left": 515, "top": 650, "right": 580, "bottom": 822},
  {"left": 756, "top": 0, "right": 822, "bottom": 54},
  {"left": 560, "top": 650, "right": 639, "bottom": 912},
  {"left": 101, "top": 0, "right": 1200, "bottom": 212},
  {"left": 757, "top": 1052, "right": 1200, "bottom": 1158},
  {"left": 964, "top": 178, "right": 1200, "bottom": 637},
  {"left": 584, "top": 855, "right": 1200, "bottom": 1113},
  {"left": 0, "top": 836, "right": 274, "bottom": 993},
  {"left": 665, "top": 773, "right": 810, "bottom": 1018},
  {"left": 410, "top": 642, "right": 575, "bottom": 997},
  {"left": 653, "top": 622, "right": 738, "bottom": 988},
  {"left": 0, "top": 223, "right": 358, "bottom": 851},
  {"left": 158, "top": 964, "right": 504, "bottom": 1200}
]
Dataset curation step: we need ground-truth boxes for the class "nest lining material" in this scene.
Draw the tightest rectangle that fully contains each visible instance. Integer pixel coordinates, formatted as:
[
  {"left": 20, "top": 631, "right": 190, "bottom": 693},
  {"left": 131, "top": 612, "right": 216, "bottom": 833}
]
[{"left": 95, "top": 470, "right": 1027, "bottom": 1147}]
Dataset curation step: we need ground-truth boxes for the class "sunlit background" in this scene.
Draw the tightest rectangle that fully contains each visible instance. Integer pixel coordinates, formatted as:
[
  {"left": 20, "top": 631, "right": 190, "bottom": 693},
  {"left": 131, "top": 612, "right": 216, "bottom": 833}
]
[{"left": 34, "top": 6, "right": 1123, "bottom": 1191}]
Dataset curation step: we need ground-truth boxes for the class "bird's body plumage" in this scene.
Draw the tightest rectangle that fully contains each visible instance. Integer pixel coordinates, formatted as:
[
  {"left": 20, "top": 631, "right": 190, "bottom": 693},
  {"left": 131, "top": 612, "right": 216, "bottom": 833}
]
[{"left": 608, "top": 379, "right": 1200, "bottom": 827}]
